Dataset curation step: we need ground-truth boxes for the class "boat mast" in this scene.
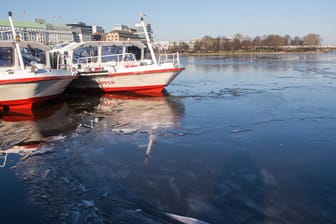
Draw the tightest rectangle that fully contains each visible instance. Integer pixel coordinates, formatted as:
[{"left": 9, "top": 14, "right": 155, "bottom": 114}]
[
  {"left": 8, "top": 11, "right": 25, "bottom": 70},
  {"left": 140, "top": 13, "right": 157, "bottom": 65}
]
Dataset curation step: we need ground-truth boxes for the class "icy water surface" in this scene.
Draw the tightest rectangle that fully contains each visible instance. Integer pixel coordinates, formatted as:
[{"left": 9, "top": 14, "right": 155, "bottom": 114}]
[{"left": 1, "top": 53, "right": 336, "bottom": 223}]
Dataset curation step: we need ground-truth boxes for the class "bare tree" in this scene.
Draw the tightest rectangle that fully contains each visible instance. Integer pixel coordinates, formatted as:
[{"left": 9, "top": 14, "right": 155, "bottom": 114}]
[
  {"left": 263, "top": 34, "right": 285, "bottom": 46},
  {"left": 283, "top": 35, "right": 292, "bottom": 45},
  {"left": 291, "top": 36, "right": 303, "bottom": 45},
  {"left": 253, "top": 36, "right": 262, "bottom": 46},
  {"left": 188, "top": 32, "right": 322, "bottom": 53},
  {"left": 213, "top": 37, "right": 221, "bottom": 52},
  {"left": 241, "top": 36, "right": 252, "bottom": 49},
  {"left": 193, "top": 40, "right": 202, "bottom": 52},
  {"left": 179, "top": 41, "right": 189, "bottom": 52},
  {"left": 201, "top": 35, "right": 213, "bottom": 51},
  {"left": 303, "top": 33, "right": 321, "bottom": 45}
]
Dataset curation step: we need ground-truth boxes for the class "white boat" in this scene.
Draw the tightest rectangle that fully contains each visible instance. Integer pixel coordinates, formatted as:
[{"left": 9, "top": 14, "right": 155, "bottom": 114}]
[
  {"left": 52, "top": 14, "right": 185, "bottom": 94},
  {"left": 0, "top": 12, "right": 75, "bottom": 112}
]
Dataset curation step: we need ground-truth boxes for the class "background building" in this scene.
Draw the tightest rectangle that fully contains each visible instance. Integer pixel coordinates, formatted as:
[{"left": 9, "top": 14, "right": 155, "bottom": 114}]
[
  {"left": 0, "top": 19, "right": 73, "bottom": 45},
  {"left": 103, "top": 30, "right": 140, "bottom": 41},
  {"left": 135, "top": 22, "right": 153, "bottom": 42},
  {"left": 92, "top": 25, "right": 105, "bottom": 41},
  {"left": 112, "top": 24, "right": 129, "bottom": 32},
  {"left": 45, "top": 23, "right": 73, "bottom": 45},
  {"left": 103, "top": 22, "right": 153, "bottom": 42},
  {"left": 0, "top": 16, "right": 153, "bottom": 45},
  {"left": 66, "top": 22, "right": 92, "bottom": 42},
  {"left": 0, "top": 19, "right": 47, "bottom": 44},
  {"left": 92, "top": 25, "right": 104, "bottom": 34},
  {"left": 103, "top": 24, "right": 139, "bottom": 41}
]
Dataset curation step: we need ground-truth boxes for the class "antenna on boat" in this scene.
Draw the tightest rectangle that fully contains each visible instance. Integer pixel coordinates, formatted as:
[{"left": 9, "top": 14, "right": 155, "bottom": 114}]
[
  {"left": 139, "top": 13, "right": 158, "bottom": 65},
  {"left": 8, "top": 11, "right": 25, "bottom": 70}
]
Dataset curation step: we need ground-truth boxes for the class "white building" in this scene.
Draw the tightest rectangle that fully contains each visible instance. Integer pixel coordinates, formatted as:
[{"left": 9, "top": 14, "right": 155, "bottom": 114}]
[
  {"left": 0, "top": 19, "right": 73, "bottom": 45},
  {"left": 92, "top": 25, "right": 104, "bottom": 34},
  {"left": 112, "top": 24, "right": 129, "bottom": 31}
]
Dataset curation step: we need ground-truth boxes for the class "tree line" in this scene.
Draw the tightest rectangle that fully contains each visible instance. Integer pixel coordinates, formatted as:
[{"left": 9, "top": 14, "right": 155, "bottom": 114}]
[{"left": 169, "top": 33, "right": 322, "bottom": 53}]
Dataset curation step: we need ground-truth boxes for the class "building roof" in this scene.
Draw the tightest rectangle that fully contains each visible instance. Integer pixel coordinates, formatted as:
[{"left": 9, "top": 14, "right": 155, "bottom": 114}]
[
  {"left": 45, "top": 23, "right": 71, "bottom": 31},
  {"left": 0, "top": 20, "right": 46, "bottom": 29},
  {"left": 108, "top": 30, "right": 140, "bottom": 39}
]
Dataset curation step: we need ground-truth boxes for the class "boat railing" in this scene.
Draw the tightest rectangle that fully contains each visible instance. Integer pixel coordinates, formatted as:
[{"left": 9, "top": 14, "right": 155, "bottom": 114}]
[
  {"left": 54, "top": 53, "right": 73, "bottom": 71},
  {"left": 57, "top": 63, "right": 72, "bottom": 71},
  {"left": 76, "top": 53, "right": 138, "bottom": 71},
  {"left": 158, "top": 52, "right": 180, "bottom": 66}
]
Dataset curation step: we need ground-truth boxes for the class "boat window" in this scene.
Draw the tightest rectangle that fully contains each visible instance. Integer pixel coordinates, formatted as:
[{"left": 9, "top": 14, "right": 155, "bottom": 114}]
[
  {"left": 126, "top": 45, "right": 141, "bottom": 60},
  {"left": 123, "top": 53, "right": 136, "bottom": 61},
  {"left": 20, "top": 45, "right": 46, "bottom": 65},
  {"left": 73, "top": 46, "right": 98, "bottom": 64},
  {"left": 143, "top": 47, "right": 152, "bottom": 60},
  {"left": 0, "top": 47, "right": 14, "bottom": 67},
  {"left": 101, "top": 46, "right": 122, "bottom": 62}
]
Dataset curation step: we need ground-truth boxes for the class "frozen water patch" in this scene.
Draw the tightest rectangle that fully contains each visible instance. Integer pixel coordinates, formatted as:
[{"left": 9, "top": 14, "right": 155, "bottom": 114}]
[
  {"left": 293, "top": 67, "right": 336, "bottom": 75},
  {"left": 0, "top": 123, "right": 32, "bottom": 150},
  {"left": 174, "top": 88, "right": 264, "bottom": 99},
  {"left": 164, "top": 128, "right": 201, "bottom": 137},
  {"left": 112, "top": 128, "right": 139, "bottom": 135},
  {"left": 165, "top": 212, "right": 210, "bottom": 224},
  {"left": 231, "top": 128, "right": 253, "bottom": 134}
]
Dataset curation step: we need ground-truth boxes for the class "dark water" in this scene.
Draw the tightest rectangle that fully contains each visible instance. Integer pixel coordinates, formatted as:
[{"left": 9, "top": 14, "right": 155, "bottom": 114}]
[{"left": 1, "top": 53, "right": 336, "bottom": 224}]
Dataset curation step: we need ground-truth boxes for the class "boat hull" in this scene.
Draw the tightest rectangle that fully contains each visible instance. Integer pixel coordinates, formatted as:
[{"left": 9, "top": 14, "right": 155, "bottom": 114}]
[
  {"left": 69, "top": 67, "right": 185, "bottom": 93},
  {"left": 0, "top": 73, "right": 74, "bottom": 109}
]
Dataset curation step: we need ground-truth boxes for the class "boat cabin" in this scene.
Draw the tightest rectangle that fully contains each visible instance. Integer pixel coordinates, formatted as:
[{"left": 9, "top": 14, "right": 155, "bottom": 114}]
[
  {"left": 0, "top": 41, "right": 52, "bottom": 73},
  {"left": 51, "top": 41, "right": 149, "bottom": 72}
]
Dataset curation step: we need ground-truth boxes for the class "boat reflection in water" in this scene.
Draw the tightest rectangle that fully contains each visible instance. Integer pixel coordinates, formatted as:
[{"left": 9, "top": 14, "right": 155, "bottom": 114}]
[
  {"left": 0, "top": 99, "right": 78, "bottom": 167},
  {"left": 10, "top": 92, "right": 191, "bottom": 224},
  {"left": 69, "top": 91, "right": 185, "bottom": 161}
]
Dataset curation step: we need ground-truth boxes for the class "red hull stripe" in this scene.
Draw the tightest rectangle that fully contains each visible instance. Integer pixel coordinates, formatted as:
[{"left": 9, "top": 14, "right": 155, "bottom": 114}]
[
  {"left": 0, "top": 75, "right": 74, "bottom": 85},
  {"left": 107, "top": 67, "right": 185, "bottom": 77},
  {"left": 0, "top": 94, "right": 61, "bottom": 106}
]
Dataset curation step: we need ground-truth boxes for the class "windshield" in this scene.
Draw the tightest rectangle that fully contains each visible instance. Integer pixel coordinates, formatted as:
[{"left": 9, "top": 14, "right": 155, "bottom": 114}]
[
  {"left": 101, "top": 46, "right": 122, "bottom": 63},
  {"left": 0, "top": 47, "right": 14, "bottom": 67},
  {"left": 20, "top": 45, "right": 46, "bottom": 65},
  {"left": 73, "top": 46, "right": 98, "bottom": 64}
]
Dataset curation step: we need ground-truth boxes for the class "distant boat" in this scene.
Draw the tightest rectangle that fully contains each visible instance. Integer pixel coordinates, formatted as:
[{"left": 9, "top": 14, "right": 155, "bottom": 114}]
[
  {"left": 0, "top": 12, "right": 76, "bottom": 112},
  {"left": 51, "top": 14, "right": 185, "bottom": 94}
]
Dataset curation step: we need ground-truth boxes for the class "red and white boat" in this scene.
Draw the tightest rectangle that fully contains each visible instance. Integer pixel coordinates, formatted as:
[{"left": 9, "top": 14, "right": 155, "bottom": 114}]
[
  {"left": 52, "top": 14, "right": 185, "bottom": 94},
  {"left": 0, "top": 12, "right": 75, "bottom": 112}
]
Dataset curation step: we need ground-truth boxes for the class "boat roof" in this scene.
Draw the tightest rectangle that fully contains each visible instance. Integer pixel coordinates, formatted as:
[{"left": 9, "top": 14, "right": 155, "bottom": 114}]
[
  {"left": 79, "top": 41, "right": 146, "bottom": 48},
  {"left": 50, "top": 40, "right": 146, "bottom": 53}
]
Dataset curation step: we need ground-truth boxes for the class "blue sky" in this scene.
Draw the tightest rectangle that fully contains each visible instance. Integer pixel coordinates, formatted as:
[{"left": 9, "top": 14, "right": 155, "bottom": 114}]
[{"left": 2, "top": 0, "right": 336, "bottom": 44}]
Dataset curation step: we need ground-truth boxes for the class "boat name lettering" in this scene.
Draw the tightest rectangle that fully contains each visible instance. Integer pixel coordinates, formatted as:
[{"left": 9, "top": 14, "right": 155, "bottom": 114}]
[{"left": 99, "top": 80, "right": 116, "bottom": 85}]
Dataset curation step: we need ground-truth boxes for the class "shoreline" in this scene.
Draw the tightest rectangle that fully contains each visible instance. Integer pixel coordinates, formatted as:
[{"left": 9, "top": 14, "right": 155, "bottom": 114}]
[{"left": 180, "top": 50, "right": 335, "bottom": 57}]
